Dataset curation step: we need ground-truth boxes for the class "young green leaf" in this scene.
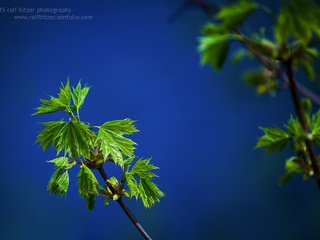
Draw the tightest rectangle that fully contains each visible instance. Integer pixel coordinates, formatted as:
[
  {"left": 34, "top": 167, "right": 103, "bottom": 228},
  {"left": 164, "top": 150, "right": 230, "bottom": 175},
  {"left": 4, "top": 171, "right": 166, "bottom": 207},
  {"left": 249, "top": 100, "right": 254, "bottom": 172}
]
[
  {"left": 256, "top": 127, "right": 290, "bottom": 153},
  {"left": 47, "top": 168, "right": 70, "bottom": 196},
  {"left": 139, "top": 178, "right": 164, "bottom": 208},
  {"left": 275, "top": 0, "right": 320, "bottom": 44},
  {"left": 198, "top": 34, "right": 231, "bottom": 70},
  {"left": 311, "top": 111, "right": 320, "bottom": 146},
  {"left": 58, "top": 80, "right": 71, "bottom": 106},
  {"left": 78, "top": 163, "right": 100, "bottom": 198},
  {"left": 71, "top": 81, "right": 90, "bottom": 110},
  {"left": 53, "top": 119, "right": 95, "bottom": 159},
  {"left": 216, "top": 0, "right": 257, "bottom": 29},
  {"left": 126, "top": 158, "right": 164, "bottom": 208},
  {"left": 47, "top": 156, "right": 76, "bottom": 170},
  {"left": 126, "top": 173, "right": 139, "bottom": 198},
  {"left": 279, "top": 157, "right": 304, "bottom": 185},
  {"left": 96, "top": 119, "right": 138, "bottom": 166},
  {"left": 130, "top": 158, "right": 158, "bottom": 178},
  {"left": 36, "top": 120, "right": 66, "bottom": 151},
  {"left": 201, "top": 23, "right": 227, "bottom": 35},
  {"left": 78, "top": 164, "right": 100, "bottom": 210},
  {"left": 34, "top": 81, "right": 71, "bottom": 115}
]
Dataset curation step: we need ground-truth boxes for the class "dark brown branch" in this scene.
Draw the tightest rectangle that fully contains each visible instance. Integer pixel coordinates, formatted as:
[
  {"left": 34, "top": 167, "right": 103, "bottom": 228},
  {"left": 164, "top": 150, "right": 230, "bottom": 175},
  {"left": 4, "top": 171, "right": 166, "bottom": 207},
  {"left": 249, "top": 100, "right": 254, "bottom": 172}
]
[
  {"left": 97, "top": 166, "right": 152, "bottom": 240},
  {"left": 285, "top": 60, "right": 320, "bottom": 189}
]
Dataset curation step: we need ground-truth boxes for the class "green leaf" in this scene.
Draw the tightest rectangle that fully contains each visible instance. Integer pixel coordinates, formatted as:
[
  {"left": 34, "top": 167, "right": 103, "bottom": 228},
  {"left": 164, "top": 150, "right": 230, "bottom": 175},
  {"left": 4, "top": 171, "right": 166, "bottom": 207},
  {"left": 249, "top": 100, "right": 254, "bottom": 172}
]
[
  {"left": 125, "top": 173, "right": 139, "bottom": 198},
  {"left": 126, "top": 158, "right": 164, "bottom": 208},
  {"left": 77, "top": 163, "right": 100, "bottom": 198},
  {"left": 47, "top": 156, "right": 76, "bottom": 170},
  {"left": 58, "top": 80, "right": 71, "bottom": 106},
  {"left": 300, "top": 59, "right": 316, "bottom": 80},
  {"left": 124, "top": 156, "right": 135, "bottom": 165},
  {"left": 216, "top": 0, "right": 257, "bottom": 29},
  {"left": 100, "top": 119, "right": 139, "bottom": 135},
  {"left": 34, "top": 80, "right": 71, "bottom": 115},
  {"left": 36, "top": 121, "right": 66, "bottom": 151},
  {"left": 275, "top": 0, "right": 320, "bottom": 44},
  {"left": 279, "top": 157, "right": 303, "bottom": 185},
  {"left": 198, "top": 34, "right": 231, "bottom": 70},
  {"left": 256, "top": 127, "right": 290, "bottom": 153},
  {"left": 201, "top": 23, "right": 227, "bottom": 35},
  {"left": 86, "top": 194, "right": 96, "bottom": 211},
  {"left": 96, "top": 119, "right": 138, "bottom": 166},
  {"left": 130, "top": 158, "right": 158, "bottom": 178},
  {"left": 71, "top": 81, "right": 90, "bottom": 110},
  {"left": 311, "top": 111, "right": 320, "bottom": 146},
  {"left": 47, "top": 168, "right": 69, "bottom": 196},
  {"left": 77, "top": 163, "right": 100, "bottom": 210},
  {"left": 139, "top": 178, "right": 164, "bottom": 208},
  {"left": 37, "top": 119, "right": 95, "bottom": 159}
]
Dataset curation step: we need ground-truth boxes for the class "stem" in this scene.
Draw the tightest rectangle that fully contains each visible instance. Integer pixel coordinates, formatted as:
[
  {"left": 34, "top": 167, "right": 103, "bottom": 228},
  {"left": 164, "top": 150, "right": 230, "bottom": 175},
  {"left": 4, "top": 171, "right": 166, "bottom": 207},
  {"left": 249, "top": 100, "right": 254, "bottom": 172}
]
[
  {"left": 66, "top": 107, "right": 78, "bottom": 121},
  {"left": 97, "top": 166, "right": 152, "bottom": 240},
  {"left": 285, "top": 60, "right": 320, "bottom": 189}
]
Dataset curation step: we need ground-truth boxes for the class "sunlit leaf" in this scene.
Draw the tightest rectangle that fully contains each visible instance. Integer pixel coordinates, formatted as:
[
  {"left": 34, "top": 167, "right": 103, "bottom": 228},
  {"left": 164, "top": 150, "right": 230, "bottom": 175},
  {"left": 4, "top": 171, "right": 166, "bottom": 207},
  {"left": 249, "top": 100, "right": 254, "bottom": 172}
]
[
  {"left": 126, "top": 158, "right": 164, "bottom": 208},
  {"left": 47, "top": 156, "right": 76, "bottom": 170},
  {"left": 96, "top": 119, "right": 138, "bottom": 166},
  {"left": 34, "top": 80, "right": 71, "bottom": 115},
  {"left": 71, "top": 81, "right": 90, "bottom": 110}
]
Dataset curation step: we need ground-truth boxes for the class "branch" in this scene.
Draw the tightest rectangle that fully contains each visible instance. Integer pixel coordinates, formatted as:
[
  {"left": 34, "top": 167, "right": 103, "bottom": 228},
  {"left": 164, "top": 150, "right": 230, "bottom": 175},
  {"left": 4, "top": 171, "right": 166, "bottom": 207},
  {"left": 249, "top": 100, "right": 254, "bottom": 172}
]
[
  {"left": 191, "top": 0, "right": 320, "bottom": 187},
  {"left": 192, "top": 0, "right": 320, "bottom": 106},
  {"left": 248, "top": 46, "right": 320, "bottom": 106},
  {"left": 285, "top": 60, "right": 320, "bottom": 189},
  {"left": 168, "top": 0, "right": 218, "bottom": 23},
  {"left": 97, "top": 166, "right": 152, "bottom": 240}
]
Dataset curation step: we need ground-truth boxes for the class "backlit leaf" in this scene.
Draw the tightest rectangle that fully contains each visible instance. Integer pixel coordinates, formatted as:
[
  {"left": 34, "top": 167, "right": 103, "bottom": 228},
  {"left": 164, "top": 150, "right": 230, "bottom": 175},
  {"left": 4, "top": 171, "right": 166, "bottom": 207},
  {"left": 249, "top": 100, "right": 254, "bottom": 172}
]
[
  {"left": 96, "top": 119, "right": 138, "bottom": 166},
  {"left": 256, "top": 127, "right": 290, "bottom": 153},
  {"left": 47, "top": 168, "right": 70, "bottom": 196},
  {"left": 71, "top": 81, "right": 90, "bottom": 110}
]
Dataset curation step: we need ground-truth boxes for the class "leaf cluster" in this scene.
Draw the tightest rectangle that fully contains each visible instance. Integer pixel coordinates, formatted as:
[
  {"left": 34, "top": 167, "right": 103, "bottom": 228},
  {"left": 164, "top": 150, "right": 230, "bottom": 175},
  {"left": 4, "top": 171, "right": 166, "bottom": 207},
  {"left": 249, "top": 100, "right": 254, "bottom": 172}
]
[
  {"left": 34, "top": 80, "right": 89, "bottom": 116},
  {"left": 34, "top": 80, "right": 164, "bottom": 210},
  {"left": 198, "top": 0, "right": 257, "bottom": 70},
  {"left": 256, "top": 100, "right": 320, "bottom": 184},
  {"left": 125, "top": 158, "right": 164, "bottom": 208},
  {"left": 198, "top": 0, "right": 320, "bottom": 88}
]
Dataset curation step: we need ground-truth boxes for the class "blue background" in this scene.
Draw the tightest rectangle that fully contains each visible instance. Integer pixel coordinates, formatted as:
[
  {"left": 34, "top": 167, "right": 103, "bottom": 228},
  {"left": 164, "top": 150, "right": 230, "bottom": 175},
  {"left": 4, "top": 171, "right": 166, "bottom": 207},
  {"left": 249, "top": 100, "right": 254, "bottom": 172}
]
[{"left": 1, "top": 0, "right": 320, "bottom": 239}]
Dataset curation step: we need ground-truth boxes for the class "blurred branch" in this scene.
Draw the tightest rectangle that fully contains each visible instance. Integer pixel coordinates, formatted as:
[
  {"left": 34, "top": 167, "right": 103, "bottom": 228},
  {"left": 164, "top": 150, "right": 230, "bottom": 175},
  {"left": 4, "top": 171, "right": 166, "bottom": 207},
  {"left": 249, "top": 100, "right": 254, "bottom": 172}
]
[
  {"left": 168, "top": 0, "right": 218, "bottom": 22},
  {"left": 285, "top": 60, "right": 320, "bottom": 189},
  {"left": 185, "top": 0, "right": 320, "bottom": 106}
]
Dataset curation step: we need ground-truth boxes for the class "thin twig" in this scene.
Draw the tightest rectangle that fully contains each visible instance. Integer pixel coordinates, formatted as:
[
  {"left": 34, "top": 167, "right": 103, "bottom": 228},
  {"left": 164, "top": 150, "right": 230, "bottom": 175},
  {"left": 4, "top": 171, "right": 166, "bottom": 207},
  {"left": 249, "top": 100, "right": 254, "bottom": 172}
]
[
  {"left": 97, "top": 166, "right": 152, "bottom": 240},
  {"left": 285, "top": 60, "right": 320, "bottom": 189}
]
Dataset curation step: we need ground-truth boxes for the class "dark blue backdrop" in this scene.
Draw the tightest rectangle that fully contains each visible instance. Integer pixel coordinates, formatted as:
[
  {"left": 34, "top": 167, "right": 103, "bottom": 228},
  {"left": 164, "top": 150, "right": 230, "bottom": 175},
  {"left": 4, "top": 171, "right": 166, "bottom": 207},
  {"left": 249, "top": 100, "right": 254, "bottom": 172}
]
[{"left": 1, "top": 0, "right": 320, "bottom": 239}]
